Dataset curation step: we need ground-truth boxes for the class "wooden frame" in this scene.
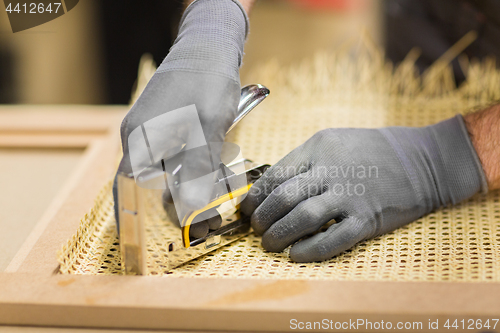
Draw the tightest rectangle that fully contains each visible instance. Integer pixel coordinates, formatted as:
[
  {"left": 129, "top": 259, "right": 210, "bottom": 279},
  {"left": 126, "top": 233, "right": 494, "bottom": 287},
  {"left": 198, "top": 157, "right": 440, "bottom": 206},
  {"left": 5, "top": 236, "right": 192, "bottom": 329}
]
[{"left": 1, "top": 105, "right": 499, "bottom": 332}]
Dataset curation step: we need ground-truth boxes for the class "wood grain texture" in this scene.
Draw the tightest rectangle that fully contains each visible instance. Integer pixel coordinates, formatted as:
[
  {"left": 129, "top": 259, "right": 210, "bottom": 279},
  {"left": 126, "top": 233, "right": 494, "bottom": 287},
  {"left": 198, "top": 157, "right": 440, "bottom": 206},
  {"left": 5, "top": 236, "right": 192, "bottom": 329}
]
[
  {"left": 0, "top": 105, "right": 125, "bottom": 274},
  {"left": 0, "top": 273, "right": 499, "bottom": 332},
  {"left": 0, "top": 106, "right": 125, "bottom": 133},
  {"left": 0, "top": 148, "right": 82, "bottom": 271}
]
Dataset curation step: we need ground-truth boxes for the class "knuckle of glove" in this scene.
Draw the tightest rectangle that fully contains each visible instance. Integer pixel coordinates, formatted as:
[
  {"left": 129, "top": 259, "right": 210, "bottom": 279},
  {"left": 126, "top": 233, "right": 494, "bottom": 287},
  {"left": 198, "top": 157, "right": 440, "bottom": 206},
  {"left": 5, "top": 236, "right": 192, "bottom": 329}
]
[
  {"left": 310, "top": 128, "right": 331, "bottom": 141},
  {"left": 119, "top": 116, "right": 130, "bottom": 139},
  {"left": 120, "top": 108, "right": 143, "bottom": 140},
  {"left": 310, "top": 128, "right": 339, "bottom": 145},
  {"left": 298, "top": 202, "right": 322, "bottom": 224}
]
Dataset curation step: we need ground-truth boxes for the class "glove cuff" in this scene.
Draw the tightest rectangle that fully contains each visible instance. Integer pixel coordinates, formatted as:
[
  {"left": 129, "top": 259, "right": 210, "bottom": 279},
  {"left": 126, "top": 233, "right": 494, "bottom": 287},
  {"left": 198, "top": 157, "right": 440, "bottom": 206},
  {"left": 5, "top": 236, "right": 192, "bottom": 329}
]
[
  {"left": 428, "top": 114, "right": 489, "bottom": 205},
  {"left": 157, "top": 0, "right": 248, "bottom": 84}
]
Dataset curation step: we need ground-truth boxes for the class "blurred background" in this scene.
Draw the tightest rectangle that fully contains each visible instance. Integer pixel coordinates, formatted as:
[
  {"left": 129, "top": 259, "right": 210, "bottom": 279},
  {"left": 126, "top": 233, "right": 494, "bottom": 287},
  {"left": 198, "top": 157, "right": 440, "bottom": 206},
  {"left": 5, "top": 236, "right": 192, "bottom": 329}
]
[
  {"left": 2, "top": 0, "right": 499, "bottom": 105},
  {"left": 0, "top": 0, "right": 383, "bottom": 105}
]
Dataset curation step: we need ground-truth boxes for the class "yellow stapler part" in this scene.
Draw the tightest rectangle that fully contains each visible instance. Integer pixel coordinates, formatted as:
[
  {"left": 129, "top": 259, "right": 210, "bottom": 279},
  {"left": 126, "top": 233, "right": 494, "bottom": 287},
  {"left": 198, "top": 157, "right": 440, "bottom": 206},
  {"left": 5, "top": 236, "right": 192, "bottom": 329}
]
[{"left": 181, "top": 183, "right": 253, "bottom": 248}]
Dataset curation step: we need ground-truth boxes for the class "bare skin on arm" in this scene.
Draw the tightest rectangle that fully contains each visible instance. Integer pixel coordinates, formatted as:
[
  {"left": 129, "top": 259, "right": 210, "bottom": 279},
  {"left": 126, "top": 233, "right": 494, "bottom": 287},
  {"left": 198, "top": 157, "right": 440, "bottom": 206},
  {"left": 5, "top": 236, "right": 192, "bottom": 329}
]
[
  {"left": 184, "top": 0, "right": 255, "bottom": 14},
  {"left": 465, "top": 104, "right": 500, "bottom": 190}
]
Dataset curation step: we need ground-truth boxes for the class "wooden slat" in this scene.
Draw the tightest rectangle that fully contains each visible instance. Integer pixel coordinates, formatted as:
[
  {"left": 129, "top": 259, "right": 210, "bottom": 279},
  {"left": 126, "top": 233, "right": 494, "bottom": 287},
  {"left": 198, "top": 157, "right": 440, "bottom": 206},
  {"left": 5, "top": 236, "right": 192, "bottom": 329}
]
[
  {"left": 0, "top": 134, "right": 101, "bottom": 148},
  {"left": 0, "top": 105, "right": 126, "bottom": 133},
  {"left": 11, "top": 131, "right": 120, "bottom": 274},
  {"left": 0, "top": 105, "right": 123, "bottom": 274},
  {"left": 0, "top": 274, "right": 499, "bottom": 332}
]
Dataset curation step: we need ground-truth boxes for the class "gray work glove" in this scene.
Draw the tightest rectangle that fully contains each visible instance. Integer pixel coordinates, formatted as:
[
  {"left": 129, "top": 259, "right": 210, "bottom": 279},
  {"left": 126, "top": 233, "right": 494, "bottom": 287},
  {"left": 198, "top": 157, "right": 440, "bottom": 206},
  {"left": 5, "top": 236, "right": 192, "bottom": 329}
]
[
  {"left": 241, "top": 115, "right": 488, "bottom": 262},
  {"left": 113, "top": 0, "right": 249, "bottom": 234}
]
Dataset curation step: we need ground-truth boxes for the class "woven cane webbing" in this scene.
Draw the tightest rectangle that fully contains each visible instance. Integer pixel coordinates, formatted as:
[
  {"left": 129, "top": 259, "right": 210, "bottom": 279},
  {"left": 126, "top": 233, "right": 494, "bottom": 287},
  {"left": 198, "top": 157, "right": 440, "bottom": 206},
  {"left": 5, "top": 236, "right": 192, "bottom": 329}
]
[{"left": 58, "top": 48, "right": 500, "bottom": 281}]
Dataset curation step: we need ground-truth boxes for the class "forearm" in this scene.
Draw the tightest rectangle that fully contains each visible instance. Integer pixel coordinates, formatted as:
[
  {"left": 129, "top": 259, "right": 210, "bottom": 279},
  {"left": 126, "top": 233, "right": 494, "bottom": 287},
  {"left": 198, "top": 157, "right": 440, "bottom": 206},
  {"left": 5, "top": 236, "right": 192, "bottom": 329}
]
[
  {"left": 464, "top": 104, "right": 500, "bottom": 190},
  {"left": 184, "top": 0, "right": 255, "bottom": 14},
  {"left": 161, "top": 0, "right": 247, "bottom": 82}
]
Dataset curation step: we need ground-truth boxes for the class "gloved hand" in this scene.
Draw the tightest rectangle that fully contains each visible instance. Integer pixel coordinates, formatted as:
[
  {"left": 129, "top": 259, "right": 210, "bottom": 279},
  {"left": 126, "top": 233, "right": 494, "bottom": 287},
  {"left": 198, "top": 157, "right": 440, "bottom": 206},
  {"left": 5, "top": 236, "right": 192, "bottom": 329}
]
[
  {"left": 113, "top": 0, "right": 249, "bottom": 234},
  {"left": 241, "top": 115, "right": 488, "bottom": 262}
]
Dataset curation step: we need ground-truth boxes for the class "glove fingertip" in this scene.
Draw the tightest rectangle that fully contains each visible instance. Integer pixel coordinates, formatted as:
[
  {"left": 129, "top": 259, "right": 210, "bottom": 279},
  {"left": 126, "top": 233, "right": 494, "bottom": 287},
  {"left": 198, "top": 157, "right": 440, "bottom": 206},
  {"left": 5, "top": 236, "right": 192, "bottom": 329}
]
[
  {"left": 289, "top": 233, "right": 336, "bottom": 263},
  {"left": 261, "top": 233, "right": 287, "bottom": 253},
  {"left": 250, "top": 214, "right": 266, "bottom": 236},
  {"left": 289, "top": 241, "right": 333, "bottom": 263},
  {"left": 189, "top": 221, "right": 209, "bottom": 239},
  {"left": 289, "top": 245, "right": 315, "bottom": 263}
]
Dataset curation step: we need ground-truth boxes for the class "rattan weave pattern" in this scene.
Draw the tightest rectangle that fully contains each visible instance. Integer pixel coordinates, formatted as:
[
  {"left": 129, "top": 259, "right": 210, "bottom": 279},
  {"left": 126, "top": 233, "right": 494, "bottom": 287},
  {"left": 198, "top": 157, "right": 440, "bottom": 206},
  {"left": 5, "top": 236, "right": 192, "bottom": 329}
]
[{"left": 58, "top": 49, "right": 500, "bottom": 281}]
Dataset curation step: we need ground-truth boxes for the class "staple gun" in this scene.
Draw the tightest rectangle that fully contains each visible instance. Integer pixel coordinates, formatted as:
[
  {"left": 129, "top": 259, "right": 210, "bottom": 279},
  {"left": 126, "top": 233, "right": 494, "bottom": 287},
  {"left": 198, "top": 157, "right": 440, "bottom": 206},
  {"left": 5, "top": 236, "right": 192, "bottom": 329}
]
[{"left": 117, "top": 84, "right": 270, "bottom": 275}]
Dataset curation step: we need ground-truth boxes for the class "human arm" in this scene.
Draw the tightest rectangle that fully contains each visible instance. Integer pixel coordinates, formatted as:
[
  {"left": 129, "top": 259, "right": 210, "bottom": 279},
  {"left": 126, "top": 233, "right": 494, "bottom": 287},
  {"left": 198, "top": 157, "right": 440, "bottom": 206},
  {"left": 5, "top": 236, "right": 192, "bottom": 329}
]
[
  {"left": 464, "top": 104, "right": 500, "bottom": 190},
  {"left": 113, "top": 0, "right": 250, "bottom": 236},
  {"left": 241, "top": 109, "right": 494, "bottom": 262}
]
